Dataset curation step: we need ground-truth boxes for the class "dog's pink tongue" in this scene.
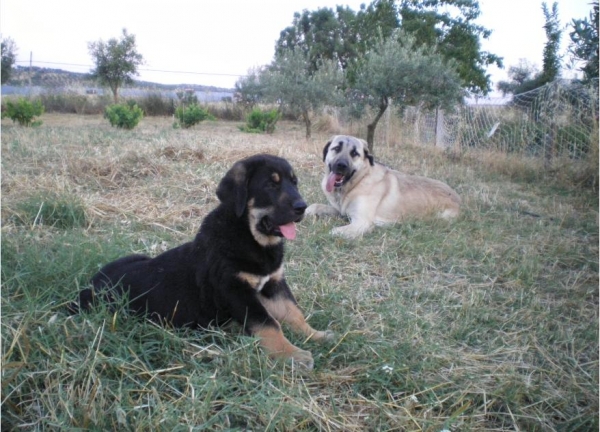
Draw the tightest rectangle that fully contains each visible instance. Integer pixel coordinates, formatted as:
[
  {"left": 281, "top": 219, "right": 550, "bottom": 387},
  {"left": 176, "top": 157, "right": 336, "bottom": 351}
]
[
  {"left": 326, "top": 172, "right": 337, "bottom": 192},
  {"left": 279, "top": 222, "right": 297, "bottom": 240}
]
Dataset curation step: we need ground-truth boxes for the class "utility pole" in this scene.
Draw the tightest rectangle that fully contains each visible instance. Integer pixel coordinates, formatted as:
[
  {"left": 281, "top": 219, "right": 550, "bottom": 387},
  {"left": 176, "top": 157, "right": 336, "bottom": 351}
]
[{"left": 29, "top": 51, "right": 33, "bottom": 97}]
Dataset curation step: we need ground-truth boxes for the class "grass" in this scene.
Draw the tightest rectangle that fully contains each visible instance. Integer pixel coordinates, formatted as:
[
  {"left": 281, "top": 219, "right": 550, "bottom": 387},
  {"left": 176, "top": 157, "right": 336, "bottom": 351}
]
[{"left": 1, "top": 114, "right": 598, "bottom": 431}]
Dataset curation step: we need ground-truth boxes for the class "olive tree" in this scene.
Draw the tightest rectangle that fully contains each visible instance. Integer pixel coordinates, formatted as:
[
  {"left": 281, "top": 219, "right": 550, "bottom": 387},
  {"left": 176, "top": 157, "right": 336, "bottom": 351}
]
[
  {"left": 234, "top": 66, "right": 267, "bottom": 109},
  {"left": 351, "top": 31, "right": 464, "bottom": 151},
  {"left": 88, "top": 29, "right": 144, "bottom": 103},
  {"left": 262, "top": 48, "right": 343, "bottom": 139},
  {"left": 1, "top": 37, "right": 17, "bottom": 85},
  {"left": 276, "top": 0, "right": 502, "bottom": 96}
]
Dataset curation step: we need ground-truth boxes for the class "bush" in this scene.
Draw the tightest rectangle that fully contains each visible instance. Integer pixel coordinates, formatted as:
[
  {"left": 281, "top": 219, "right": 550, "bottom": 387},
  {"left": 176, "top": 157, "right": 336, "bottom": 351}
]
[
  {"left": 174, "top": 104, "right": 214, "bottom": 128},
  {"left": 104, "top": 101, "right": 144, "bottom": 129},
  {"left": 239, "top": 108, "right": 280, "bottom": 134},
  {"left": 2, "top": 98, "right": 44, "bottom": 126}
]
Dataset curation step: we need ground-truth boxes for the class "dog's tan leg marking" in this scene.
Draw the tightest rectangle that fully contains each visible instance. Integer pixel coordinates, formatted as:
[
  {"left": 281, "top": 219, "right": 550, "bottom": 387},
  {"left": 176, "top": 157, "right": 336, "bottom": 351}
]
[
  {"left": 259, "top": 296, "right": 335, "bottom": 342},
  {"left": 252, "top": 324, "right": 314, "bottom": 370}
]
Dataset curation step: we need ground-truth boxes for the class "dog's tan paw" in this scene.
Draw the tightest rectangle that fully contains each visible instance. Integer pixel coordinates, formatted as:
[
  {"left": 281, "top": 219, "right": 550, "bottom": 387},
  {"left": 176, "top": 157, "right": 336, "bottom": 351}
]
[
  {"left": 322, "top": 330, "right": 336, "bottom": 342},
  {"left": 289, "top": 349, "right": 314, "bottom": 370},
  {"left": 311, "top": 329, "right": 335, "bottom": 342}
]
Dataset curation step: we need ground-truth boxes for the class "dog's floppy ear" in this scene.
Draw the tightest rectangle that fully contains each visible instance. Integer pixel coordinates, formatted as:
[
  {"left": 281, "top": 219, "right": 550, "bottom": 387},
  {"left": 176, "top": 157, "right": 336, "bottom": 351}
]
[
  {"left": 364, "top": 149, "right": 374, "bottom": 166},
  {"left": 322, "top": 140, "right": 332, "bottom": 162},
  {"left": 216, "top": 160, "right": 249, "bottom": 217},
  {"left": 358, "top": 139, "right": 375, "bottom": 166}
]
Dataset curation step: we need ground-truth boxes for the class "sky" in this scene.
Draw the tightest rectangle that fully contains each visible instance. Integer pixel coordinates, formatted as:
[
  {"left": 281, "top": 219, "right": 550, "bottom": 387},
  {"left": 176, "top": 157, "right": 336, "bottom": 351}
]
[{"left": 0, "top": 0, "right": 594, "bottom": 96}]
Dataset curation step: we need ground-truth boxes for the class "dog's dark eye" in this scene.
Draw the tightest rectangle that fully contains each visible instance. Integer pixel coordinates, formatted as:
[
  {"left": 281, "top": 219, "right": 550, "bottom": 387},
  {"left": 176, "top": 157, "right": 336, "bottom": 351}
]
[
  {"left": 332, "top": 146, "right": 341, "bottom": 153},
  {"left": 350, "top": 149, "right": 359, "bottom": 157}
]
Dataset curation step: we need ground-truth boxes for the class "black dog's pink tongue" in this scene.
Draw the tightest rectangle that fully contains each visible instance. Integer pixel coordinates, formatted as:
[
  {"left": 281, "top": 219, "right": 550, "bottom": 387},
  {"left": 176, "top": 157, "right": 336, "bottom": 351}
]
[
  {"left": 279, "top": 222, "right": 297, "bottom": 240},
  {"left": 326, "top": 172, "right": 337, "bottom": 192}
]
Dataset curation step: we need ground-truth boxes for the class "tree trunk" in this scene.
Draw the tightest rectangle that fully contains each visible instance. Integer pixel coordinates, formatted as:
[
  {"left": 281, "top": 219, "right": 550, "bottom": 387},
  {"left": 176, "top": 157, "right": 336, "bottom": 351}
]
[
  {"left": 366, "top": 96, "right": 388, "bottom": 153},
  {"left": 302, "top": 110, "right": 311, "bottom": 139},
  {"left": 111, "top": 85, "right": 119, "bottom": 103}
]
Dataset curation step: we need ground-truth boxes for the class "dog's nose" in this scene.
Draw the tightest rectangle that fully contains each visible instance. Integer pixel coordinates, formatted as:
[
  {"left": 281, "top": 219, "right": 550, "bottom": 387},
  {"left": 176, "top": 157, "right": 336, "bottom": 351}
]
[
  {"left": 293, "top": 200, "right": 307, "bottom": 215},
  {"left": 335, "top": 161, "right": 348, "bottom": 172}
]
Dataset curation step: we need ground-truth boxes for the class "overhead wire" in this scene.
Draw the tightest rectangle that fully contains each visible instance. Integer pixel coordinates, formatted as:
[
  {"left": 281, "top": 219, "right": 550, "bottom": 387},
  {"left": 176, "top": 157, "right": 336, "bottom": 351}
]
[{"left": 14, "top": 60, "right": 245, "bottom": 78}]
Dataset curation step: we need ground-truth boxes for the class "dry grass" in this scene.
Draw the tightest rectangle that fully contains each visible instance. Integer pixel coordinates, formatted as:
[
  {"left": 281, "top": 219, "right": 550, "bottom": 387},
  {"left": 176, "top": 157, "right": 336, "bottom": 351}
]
[{"left": 2, "top": 114, "right": 598, "bottom": 431}]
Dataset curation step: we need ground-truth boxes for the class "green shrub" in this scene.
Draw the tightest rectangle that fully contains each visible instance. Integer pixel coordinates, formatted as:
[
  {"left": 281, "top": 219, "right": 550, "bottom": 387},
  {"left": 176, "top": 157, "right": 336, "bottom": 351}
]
[
  {"left": 239, "top": 108, "right": 280, "bottom": 134},
  {"left": 104, "top": 101, "right": 144, "bottom": 129},
  {"left": 174, "top": 104, "right": 214, "bottom": 128},
  {"left": 3, "top": 98, "right": 44, "bottom": 126}
]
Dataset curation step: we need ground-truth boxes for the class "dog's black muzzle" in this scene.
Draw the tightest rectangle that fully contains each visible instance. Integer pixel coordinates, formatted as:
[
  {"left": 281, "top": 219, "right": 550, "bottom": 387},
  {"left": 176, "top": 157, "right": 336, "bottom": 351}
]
[
  {"left": 292, "top": 199, "right": 307, "bottom": 217},
  {"left": 330, "top": 159, "right": 352, "bottom": 176},
  {"left": 328, "top": 159, "right": 355, "bottom": 188}
]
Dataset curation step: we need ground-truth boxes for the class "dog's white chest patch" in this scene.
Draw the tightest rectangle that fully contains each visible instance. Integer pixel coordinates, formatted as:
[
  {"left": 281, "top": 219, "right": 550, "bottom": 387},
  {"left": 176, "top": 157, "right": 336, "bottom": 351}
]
[
  {"left": 237, "top": 268, "right": 283, "bottom": 292},
  {"left": 255, "top": 276, "right": 270, "bottom": 291}
]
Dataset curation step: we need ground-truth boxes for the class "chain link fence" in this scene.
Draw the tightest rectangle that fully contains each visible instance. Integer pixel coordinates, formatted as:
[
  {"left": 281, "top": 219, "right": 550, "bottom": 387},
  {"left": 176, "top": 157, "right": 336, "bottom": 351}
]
[{"left": 407, "top": 79, "right": 598, "bottom": 161}]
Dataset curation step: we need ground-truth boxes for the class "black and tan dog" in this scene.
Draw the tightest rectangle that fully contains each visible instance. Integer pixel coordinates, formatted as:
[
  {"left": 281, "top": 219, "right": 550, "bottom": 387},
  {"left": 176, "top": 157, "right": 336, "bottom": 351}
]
[{"left": 73, "top": 154, "right": 333, "bottom": 370}]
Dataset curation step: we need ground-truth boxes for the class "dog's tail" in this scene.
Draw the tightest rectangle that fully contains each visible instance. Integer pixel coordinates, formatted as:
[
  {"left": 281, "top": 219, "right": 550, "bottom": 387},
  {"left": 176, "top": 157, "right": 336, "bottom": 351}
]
[{"left": 66, "top": 288, "right": 97, "bottom": 315}]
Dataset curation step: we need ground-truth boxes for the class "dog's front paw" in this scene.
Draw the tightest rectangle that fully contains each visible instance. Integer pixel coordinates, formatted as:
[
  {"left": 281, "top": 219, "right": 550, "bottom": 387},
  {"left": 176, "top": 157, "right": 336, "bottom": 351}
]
[
  {"left": 305, "top": 204, "right": 324, "bottom": 216},
  {"left": 311, "top": 329, "right": 335, "bottom": 343},
  {"left": 331, "top": 225, "right": 362, "bottom": 239},
  {"left": 322, "top": 330, "right": 336, "bottom": 342},
  {"left": 289, "top": 348, "right": 314, "bottom": 370},
  {"left": 305, "top": 204, "right": 340, "bottom": 217}
]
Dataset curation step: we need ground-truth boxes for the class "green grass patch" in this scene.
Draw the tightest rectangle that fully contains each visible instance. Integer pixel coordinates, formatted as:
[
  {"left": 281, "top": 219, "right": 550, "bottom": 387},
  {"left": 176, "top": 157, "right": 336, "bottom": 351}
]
[
  {"left": 1, "top": 116, "right": 598, "bottom": 430},
  {"left": 8, "top": 193, "right": 88, "bottom": 229}
]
